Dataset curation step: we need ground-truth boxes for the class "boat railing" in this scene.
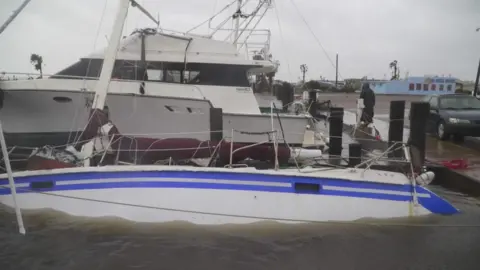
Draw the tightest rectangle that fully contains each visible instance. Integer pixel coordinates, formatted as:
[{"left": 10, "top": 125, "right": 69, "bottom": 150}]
[
  {"left": 226, "top": 128, "right": 280, "bottom": 169},
  {"left": 0, "top": 72, "right": 208, "bottom": 100},
  {"left": 79, "top": 128, "right": 283, "bottom": 168},
  {"left": 1, "top": 135, "right": 419, "bottom": 179},
  {"left": 0, "top": 71, "right": 98, "bottom": 81}
]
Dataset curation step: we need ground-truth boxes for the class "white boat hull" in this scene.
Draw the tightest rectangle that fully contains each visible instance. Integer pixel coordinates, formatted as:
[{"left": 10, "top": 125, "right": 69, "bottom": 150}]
[
  {"left": 0, "top": 166, "right": 458, "bottom": 224},
  {"left": 0, "top": 88, "right": 310, "bottom": 146}
]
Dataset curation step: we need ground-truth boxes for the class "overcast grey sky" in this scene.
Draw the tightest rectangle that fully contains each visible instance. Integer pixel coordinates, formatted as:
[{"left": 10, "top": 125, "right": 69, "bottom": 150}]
[{"left": 1, "top": 0, "right": 479, "bottom": 81}]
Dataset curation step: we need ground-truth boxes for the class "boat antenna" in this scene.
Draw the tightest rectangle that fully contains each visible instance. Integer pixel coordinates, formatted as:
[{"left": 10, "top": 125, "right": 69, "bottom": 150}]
[
  {"left": 233, "top": 0, "right": 268, "bottom": 45},
  {"left": 0, "top": 0, "right": 32, "bottom": 36},
  {"left": 131, "top": 0, "right": 159, "bottom": 26},
  {"left": 156, "top": 13, "right": 163, "bottom": 33},
  {"left": 186, "top": 0, "right": 237, "bottom": 34},
  {"left": 233, "top": 0, "right": 243, "bottom": 45}
]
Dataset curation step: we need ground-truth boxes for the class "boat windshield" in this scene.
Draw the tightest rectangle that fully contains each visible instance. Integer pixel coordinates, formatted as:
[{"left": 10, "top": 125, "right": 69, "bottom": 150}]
[{"left": 52, "top": 59, "right": 255, "bottom": 88}]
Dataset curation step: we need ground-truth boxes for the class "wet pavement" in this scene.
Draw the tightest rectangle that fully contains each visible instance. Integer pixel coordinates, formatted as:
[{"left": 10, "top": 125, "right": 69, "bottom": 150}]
[{"left": 316, "top": 93, "right": 480, "bottom": 182}]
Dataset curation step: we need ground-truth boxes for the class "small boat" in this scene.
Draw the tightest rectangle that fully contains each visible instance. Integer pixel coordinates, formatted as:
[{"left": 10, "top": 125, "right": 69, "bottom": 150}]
[{"left": 0, "top": 165, "right": 458, "bottom": 224}]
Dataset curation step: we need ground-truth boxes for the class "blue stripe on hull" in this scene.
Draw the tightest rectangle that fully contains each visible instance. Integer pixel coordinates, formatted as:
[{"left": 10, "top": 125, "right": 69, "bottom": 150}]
[
  {"left": 0, "top": 181, "right": 417, "bottom": 201},
  {"left": 0, "top": 170, "right": 459, "bottom": 216},
  {"left": 0, "top": 170, "right": 429, "bottom": 194}
]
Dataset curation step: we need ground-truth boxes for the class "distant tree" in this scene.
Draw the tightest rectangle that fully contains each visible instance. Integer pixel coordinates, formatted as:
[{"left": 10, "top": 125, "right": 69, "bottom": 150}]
[
  {"left": 304, "top": 80, "right": 321, "bottom": 90},
  {"left": 300, "top": 64, "right": 308, "bottom": 83},
  {"left": 30, "top": 53, "right": 43, "bottom": 78},
  {"left": 389, "top": 60, "right": 399, "bottom": 80},
  {"left": 342, "top": 80, "right": 357, "bottom": 93}
]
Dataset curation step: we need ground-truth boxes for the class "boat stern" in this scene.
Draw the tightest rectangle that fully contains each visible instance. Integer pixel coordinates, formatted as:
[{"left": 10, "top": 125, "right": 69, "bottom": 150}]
[{"left": 416, "top": 186, "right": 459, "bottom": 215}]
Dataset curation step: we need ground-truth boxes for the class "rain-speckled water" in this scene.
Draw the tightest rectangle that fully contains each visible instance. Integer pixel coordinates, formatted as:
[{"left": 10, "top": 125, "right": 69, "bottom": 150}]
[{"left": 1, "top": 185, "right": 480, "bottom": 270}]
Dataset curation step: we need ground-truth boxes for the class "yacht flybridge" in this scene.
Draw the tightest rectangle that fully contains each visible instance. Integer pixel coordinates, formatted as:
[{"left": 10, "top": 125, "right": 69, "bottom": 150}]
[{"left": 0, "top": 0, "right": 315, "bottom": 153}]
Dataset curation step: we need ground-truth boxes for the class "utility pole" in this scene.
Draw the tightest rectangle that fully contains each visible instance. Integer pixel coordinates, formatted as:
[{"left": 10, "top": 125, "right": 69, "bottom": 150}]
[
  {"left": 473, "top": 27, "right": 480, "bottom": 97},
  {"left": 335, "top": 53, "right": 339, "bottom": 89},
  {"left": 300, "top": 64, "right": 308, "bottom": 83}
]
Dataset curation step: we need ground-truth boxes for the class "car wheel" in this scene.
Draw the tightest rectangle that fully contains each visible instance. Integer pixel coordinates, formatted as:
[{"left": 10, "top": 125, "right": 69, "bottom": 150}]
[{"left": 437, "top": 120, "right": 449, "bottom": 140}]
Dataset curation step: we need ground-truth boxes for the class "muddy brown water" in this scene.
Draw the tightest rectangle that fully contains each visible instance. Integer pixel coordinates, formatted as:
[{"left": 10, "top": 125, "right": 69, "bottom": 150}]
[{"left": 1, "top": 186, "right": 480, "bottom": 270}]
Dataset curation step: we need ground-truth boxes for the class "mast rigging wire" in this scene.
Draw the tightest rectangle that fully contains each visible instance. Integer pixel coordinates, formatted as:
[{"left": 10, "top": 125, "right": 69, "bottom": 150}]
[{"left": 287, "top": 0, "right": 343, "bottom": 80}]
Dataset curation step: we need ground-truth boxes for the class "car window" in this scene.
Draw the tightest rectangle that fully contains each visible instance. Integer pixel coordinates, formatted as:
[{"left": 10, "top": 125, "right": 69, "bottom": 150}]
[
  {"left": 439, "top": 95, "right": 480, "bottom": 110},
  {"left": 429, "top": 96, "right": 438, "bottom": 109},
  {"left": 421, "top": 96, "right": 431, "bottom": 103}
]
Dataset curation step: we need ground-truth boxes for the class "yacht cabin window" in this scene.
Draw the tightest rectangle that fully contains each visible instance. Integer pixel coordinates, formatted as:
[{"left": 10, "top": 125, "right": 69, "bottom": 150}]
[{"left": 52, "top": 59, "right": 256, "bottom": 87}]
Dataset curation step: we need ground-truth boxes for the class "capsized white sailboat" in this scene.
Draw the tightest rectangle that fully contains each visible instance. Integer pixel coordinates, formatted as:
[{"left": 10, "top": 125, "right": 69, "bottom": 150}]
[
  {"left": 0, "top": 0, "right": 458, "bottom": 232},
  {"left": 0, "top": 164, "right": 458, "bottom": 225}
]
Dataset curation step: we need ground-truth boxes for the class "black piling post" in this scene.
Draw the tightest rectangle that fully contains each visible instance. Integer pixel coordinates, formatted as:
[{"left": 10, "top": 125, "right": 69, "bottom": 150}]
[
  {"left": 388, "top": 100, "right": 405, "bottom": 158},
  {"left": 348, "top": 143, "right": 361, "bottom": 167},
  {"left": 209, "top": 108, "right": 223, "bottom": 142},
  {"left": 408, "top": 102, "right": 430, "bottom": 171},
  {"left": 329, "top": 107, "right": 344, "bottom": 160}
]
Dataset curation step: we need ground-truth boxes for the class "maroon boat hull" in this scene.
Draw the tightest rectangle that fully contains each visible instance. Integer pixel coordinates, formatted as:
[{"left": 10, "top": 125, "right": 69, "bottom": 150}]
[{"left": 27, "top": 108, "right": 292, "bottom": 169}]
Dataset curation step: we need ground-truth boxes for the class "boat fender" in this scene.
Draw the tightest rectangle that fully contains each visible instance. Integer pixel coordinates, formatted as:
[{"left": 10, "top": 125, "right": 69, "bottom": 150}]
[
  {"left": 94, "top": 122, "right": 115, "bottom": 153},
  {"left": 414, "top": 171, "right": 435, "bottom": 186},
  {"left": 289, "top": 148, "right": 322, "bottom": 163}
]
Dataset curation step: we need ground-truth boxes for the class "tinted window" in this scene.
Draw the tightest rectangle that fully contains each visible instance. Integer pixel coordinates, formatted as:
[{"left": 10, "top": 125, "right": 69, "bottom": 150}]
[
  {"left": 421, "top": 96, "right": 431, "bottom": 102},
  {"left": 112, "top": 60, "right": 141, "bottom": 80},
  {"left": 52, "top": 59, "right": 252, "bottom": 87},
  {"left": 53, "top": 59, "right": 140, "bottom": 80},
  {"left": 52, "top": 59, "right": 103, "bottom": 79},
  {"left": 184, "top": 63, "right": 251, "bottom": 87},
  {"left": 429, "top": 96, "right": 438, "bottom": 109},
  {"left": 439, "top": 95, "right": 480, "bottom": 109}
]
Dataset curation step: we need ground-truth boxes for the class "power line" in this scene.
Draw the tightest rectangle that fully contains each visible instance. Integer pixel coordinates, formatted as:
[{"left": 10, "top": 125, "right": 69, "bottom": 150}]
[
  {"left": 287, "top": 0, "right": 343, "bottom": 80},
  {"left": 273, "top": 0, "right": 293, "bottom": 81}
]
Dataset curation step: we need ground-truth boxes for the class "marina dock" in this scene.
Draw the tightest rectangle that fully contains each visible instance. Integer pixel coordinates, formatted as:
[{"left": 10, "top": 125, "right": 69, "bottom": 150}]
[{"left": 320, "top": 93, "right": 480, "bottom": 196}]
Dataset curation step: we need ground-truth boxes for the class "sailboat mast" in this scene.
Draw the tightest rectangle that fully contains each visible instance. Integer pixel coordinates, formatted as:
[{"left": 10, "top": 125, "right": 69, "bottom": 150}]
[
  {"left": 91, "top": 0, "right": 131, "bottom": 110},
  {"left": 233, "top": 0, "right": 243, "bottom": 46},
  {"left": 0, "top": 0, "right": 32, "bottom": 36}
]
